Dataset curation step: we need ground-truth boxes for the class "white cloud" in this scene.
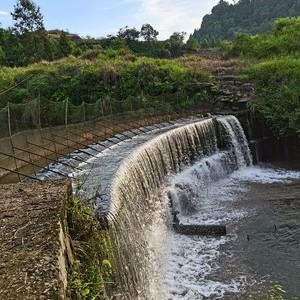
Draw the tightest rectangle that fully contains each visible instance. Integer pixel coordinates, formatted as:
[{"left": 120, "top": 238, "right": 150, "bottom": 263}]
[
  {"left": 131, "top": 0, "right": 228, "bottom": 39},
  {"left": 0, "top": 10, "right": 9, "bottom": 16}
]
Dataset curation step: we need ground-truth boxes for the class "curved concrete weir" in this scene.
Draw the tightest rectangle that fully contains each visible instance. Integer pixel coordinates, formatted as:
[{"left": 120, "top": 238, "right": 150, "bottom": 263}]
[
  {"left": 29, "top": 115, "right": 253, "bottom": 298},
  {"left": 97, "top": 115, "right": 252, "bottom": 299},
  {"left": 107, "top": 118, "right": 218, "bottom": 222}
]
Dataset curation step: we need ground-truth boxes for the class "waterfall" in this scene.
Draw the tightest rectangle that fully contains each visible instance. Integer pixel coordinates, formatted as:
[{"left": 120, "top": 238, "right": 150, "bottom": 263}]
[
  {"left": 107, "top": 118, "right": 217, "bottom": 222},
  {"left": 98, "top": 115, "right": 252, "bottom": 299}
]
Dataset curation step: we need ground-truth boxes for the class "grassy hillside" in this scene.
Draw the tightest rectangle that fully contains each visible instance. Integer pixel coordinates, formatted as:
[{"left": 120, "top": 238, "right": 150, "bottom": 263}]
[
  {"left": 0, "top": 52, "right": 215, "bottom": 115},
  {"left": 231, "top": 17, "right": 300, "bottom": 137}
]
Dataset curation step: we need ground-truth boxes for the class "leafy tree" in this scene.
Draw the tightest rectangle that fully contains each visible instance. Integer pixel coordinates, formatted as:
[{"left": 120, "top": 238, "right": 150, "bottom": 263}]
[
  {"left": 0, "top": 46, "right": 5, "bottom": 65},
  {"left": 140, "top": 24, "right": 159, "bottom": 42},
  {"left": 11, "top": 0, "right": 44, "bottom": 34},
  {"left": 117, "top": 26, "right": 140, "bottom": 41},
  {"left": 169, "top": 32, "right": 186, "bottom": 44},
  {"left": 185, "top": 37, "right": 199, "bottom": 51},
  {"left": 0, "top": 26, "right": 6, "bottom": 64},
  {"left": 2, "top": 29, "right": 26, "bottom": 66},
  {"left": 11, "top": 0, "right": 48, "bottom": 63},
  {"left": 58, "top": 31, "right": 75, "bottom": 57},
  {"left": 168, "top": 32, "right": 186, "bottom": 56}
]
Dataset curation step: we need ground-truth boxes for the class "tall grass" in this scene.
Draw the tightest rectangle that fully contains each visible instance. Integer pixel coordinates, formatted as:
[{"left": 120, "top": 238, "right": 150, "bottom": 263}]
[
  {"left": 0, "top": 53, "right": 214, "bottom": 113},
  {"left": 234, "top": 17, "right": 300, "bottom": 59},
  {"left": 248, "top": 58, "right": 300, "bottom": 137}
]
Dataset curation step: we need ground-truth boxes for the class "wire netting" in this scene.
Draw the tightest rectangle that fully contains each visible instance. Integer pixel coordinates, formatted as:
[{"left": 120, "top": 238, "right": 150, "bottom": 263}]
[
  {"left": 68, "top": 101, "right": 85, "bottom": 124},
  {"left": 0, "top": 105, "right": 9, "bottom": 138},
  {"left": 0, "top": 91, "right": 181, "bottom": 138},
  {"left": 40, "top": 98, "right": 66, "bottom": 127},
  {"left": 84, "top": 100, "right": 103, "bottom": 121},
  {"left": 9, "top": 98, "right": 40, "bottom": 135}
]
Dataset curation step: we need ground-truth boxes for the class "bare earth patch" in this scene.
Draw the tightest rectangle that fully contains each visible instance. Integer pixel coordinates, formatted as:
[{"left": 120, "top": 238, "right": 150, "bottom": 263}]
[{"left": 0, "top": 180, "right": 71, "bottom": 300}]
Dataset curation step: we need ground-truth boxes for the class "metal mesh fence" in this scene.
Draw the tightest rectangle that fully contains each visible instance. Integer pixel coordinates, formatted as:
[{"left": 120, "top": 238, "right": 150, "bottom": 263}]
[
  {"left": 9, "top": 98, "right": 41, "bottom": 135},
  {"left": 0, "top": 94, "right": 180, "bottom": 138},
  {"left": 40, "top": 98, "right": 66, "bottom": 126},
  {"left": 0, "top": 97, "right": 120, "bottom": 138},
  {"left": 0, "top": 93, "right": 194, "bottom": 183},
  {"left": 84, "top": 100, "right": 103, "bottom": 121}
]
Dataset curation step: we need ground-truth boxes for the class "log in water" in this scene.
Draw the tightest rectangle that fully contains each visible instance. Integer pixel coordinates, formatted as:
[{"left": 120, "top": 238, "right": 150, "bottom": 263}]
[{"left": 173, "top": 223, "right": 227, "bottom": 236}]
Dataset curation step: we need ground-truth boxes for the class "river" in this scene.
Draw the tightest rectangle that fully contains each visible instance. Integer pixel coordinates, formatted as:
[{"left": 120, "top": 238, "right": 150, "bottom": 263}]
[{"left": 156, "top": 162, "right": 300, "bottom": 299}]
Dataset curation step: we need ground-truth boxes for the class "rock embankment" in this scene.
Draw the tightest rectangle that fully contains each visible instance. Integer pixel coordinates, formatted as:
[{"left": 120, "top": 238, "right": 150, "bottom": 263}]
[
  {"left": 214, "top": 73, "right": 255, "bottom": 112},
  {"left": 193, "top": 52, "right": 256, "bottom": 113},
  {"left": 0, "top": 180, "right": 73, "bottom": 300}
]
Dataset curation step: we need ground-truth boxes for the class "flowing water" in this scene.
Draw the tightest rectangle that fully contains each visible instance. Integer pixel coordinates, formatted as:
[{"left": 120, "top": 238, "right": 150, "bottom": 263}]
[
  {"left": 158, "top": 164, "right": 300, "bottom": 300},
  {"left": 34, "top": 115, "right": 300, "bottom": 299}
]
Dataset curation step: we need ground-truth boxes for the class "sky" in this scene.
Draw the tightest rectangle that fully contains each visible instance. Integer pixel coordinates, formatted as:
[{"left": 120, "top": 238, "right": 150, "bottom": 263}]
[{"left": 0, "top": 0, "right": 233, "bottom": 40}]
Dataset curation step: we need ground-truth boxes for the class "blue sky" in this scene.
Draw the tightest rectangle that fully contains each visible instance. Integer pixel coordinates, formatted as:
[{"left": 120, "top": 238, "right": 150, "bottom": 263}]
[{"left": 0, "top": 0, "right": 233, "bottom": 40}]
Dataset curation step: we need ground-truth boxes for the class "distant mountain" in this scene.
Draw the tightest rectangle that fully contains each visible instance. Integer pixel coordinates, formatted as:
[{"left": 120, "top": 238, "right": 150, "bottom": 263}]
[{"left": 191, "top": 0, "right": 300, "bottom": 43}]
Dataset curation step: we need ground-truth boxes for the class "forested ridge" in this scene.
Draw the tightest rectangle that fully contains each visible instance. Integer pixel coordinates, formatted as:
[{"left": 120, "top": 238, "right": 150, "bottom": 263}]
[{"left": 192, "top": 0, "right": 300, "bottom": 45}]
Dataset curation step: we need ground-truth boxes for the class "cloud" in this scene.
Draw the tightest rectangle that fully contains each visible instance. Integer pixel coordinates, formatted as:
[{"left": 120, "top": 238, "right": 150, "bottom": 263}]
[
  {"left": 0, "top": 11, "right": 9, "bottom": 16},
  {"left": 131, "top": 0, "right": 224, "bottom": 39}
]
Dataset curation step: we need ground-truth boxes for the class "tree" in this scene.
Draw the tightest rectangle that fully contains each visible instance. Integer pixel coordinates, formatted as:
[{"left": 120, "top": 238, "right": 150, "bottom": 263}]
[
  {"left": 58, "top": 31, "right": 75, "bottom": 57},
  {"left": 140, "top": 24, "right": 159, "bottom": 42},
  {"left": 0, "top": 45, "right": 5, "bottom": 65},
  {"left": 11, "top": 0, "right": 44, "bottom": 34},
  {"left": 168, "top": 32, "right": 186, "bottom": 56},
  {"left": 191, "top": 0, "right": 300, "bottom": 42},
  {"left": 11, "top": 0, "right": 49, "bottom": 63},
  {"left": 3, "top": 29, "right": 25, "bottom": 66},
  {"left": 0, "top": 26, "right": 6, "bottom": 64},
  {"left": 185, "top": 37, "right": 199, "bottom": 50},
  {"left": 169, "top": 32, "right": 186, "bottom": 44},
  {"left": 117, "top": 26, "right": 140, "bottom": 41}
]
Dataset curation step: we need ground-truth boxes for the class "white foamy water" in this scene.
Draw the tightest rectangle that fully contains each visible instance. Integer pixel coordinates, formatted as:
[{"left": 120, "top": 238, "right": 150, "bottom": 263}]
[
  {"left": 232, "top": 165, "right": 300, "bottom": 183},
  {"left": 155, "top": 161, "right": 300, "bottom": 300}
]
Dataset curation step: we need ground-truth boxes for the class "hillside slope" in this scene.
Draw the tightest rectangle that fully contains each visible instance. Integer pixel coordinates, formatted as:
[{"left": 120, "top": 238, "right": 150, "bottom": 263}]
[{"left": 191, "top": 0, "right": 300, "bottom": 43}]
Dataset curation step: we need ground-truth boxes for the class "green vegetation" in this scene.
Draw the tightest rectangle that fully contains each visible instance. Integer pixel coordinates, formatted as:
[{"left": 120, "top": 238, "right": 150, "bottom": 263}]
[
  {"left": 0, "top": 54, "right": 215, "bottom": 114},
  {"left": 1, "top": 0, "right": 298, "bottom": 141},
  {"left": 234, "top": 17, "right": 300, "bottom": 59},
  {"left": 0, "top": 1, "right": 213, "bottom": 122},
  {"left": 247, "top": 58, "right": 300, "bottom": 137},
  {"left": 0, "top": 1, "right": 199, "bottom": 68},
  {"left": 226, "top": 17, "right": 300, "bottom": 138},
  {"left": 192, "top": 0, "right": 300, "bottom": 46},
  {"left": 67, "top": 197, "right": 115, "bottom": 299}
]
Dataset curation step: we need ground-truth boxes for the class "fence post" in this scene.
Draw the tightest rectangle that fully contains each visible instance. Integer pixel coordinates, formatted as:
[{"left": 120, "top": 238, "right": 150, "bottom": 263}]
[
  {"left": 38, "top": 94, "right": 41, "bottom": 129},
  {"left": 7, "top": 102, "right": 12, "bottom": 137},
  {"left": 100, "top": 99, "right": 104, "bottom": 117},
  {"left": 65, "top": 98, "right": 69, "bottom": 126},
  {"left": 83, "top": 102, "right": 86, "bottom": 122}
]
